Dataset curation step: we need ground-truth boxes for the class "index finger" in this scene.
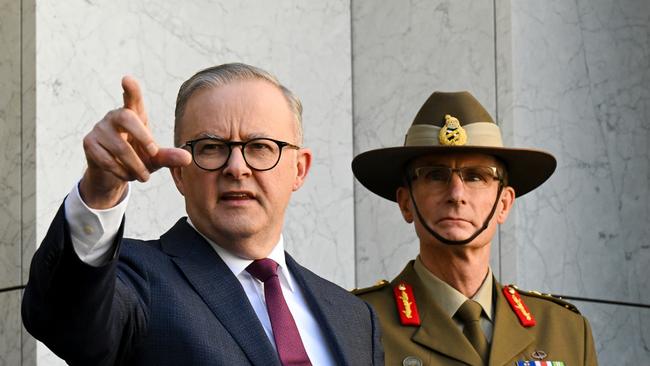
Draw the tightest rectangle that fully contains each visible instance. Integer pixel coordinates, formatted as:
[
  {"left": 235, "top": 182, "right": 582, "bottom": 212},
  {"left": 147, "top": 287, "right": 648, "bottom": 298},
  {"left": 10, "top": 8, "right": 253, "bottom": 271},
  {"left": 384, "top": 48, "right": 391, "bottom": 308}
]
[{"left": 121, "top": 75, "right": 148, "bottom": 125}]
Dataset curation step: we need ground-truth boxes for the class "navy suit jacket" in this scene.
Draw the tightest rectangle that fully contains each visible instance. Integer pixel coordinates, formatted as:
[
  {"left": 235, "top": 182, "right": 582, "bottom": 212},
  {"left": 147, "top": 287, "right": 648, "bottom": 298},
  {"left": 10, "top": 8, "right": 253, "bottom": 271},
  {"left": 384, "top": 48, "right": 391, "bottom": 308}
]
[{"left": 22, "top": 204, "right": 383, "bottom": 365}]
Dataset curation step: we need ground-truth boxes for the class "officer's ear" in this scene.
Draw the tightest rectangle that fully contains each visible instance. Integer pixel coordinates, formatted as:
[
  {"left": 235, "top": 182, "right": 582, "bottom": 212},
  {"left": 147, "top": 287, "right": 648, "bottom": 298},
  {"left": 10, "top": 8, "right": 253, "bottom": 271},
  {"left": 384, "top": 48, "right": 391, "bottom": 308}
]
[
  {"left": 396, "top": 186, "right": 414, "bottom": 223},
  {"left": 496, "top": 185, "right": 515, "bottom": 224}
]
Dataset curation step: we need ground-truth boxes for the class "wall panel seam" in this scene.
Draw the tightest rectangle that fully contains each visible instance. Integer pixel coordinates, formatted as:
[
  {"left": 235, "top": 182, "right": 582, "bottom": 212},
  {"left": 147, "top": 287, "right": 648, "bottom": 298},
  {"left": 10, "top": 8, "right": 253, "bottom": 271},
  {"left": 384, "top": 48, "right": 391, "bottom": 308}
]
[
  {"left": 349, "top": 0, "right": 358, "bottom": 288},
  {"left": 492, "top": 0, "right": 503, "bottom": 282}
]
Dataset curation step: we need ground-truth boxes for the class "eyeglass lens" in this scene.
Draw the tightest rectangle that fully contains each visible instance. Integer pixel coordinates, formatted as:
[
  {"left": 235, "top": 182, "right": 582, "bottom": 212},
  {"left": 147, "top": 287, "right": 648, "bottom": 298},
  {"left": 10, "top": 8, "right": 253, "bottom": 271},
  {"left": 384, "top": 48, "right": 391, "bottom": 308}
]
[
  {"left": 191, "top": 138, "right": 285, "bottom": 171},
  {"left": 413, "top": 166, "right": 499, "bottom": 190}
]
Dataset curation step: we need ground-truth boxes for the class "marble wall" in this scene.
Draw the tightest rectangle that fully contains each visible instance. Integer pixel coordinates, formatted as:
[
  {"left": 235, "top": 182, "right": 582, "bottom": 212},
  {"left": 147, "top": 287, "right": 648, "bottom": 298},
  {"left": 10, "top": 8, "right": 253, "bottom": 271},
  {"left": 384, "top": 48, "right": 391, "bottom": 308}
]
[
  {"left": 3, "top": 0, "right": 648, "bottom": 364},
  {"left": 505, "top": 0, "right": 650, "bottom": 363},
  {"left": 0, "top": 0, "right": 21, "bottom": 291},
  {"left": 0, "top": 0, "right": 34, "bottom": 364},
  {"left": 0, "top": 292, "right": 22, "bottom": 366}
]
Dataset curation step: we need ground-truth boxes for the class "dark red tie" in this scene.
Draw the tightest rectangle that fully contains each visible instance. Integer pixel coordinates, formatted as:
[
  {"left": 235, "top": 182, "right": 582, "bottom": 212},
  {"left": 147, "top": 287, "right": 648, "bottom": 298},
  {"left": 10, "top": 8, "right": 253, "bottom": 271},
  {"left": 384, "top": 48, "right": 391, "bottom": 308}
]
[{"left": 246, "top": 258, "right": 312, "bottom": 366}]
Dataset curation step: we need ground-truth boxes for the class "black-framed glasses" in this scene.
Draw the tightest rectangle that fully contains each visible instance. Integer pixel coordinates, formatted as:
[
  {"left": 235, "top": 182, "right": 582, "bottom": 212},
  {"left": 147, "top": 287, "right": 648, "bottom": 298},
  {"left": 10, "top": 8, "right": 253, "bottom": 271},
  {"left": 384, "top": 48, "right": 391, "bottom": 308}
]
[
  {"left": 181, "top": 136, "right": 301, "bottom": 172},
  {"left": 411, "top": 166, "right": 502, "bottom": 191}
]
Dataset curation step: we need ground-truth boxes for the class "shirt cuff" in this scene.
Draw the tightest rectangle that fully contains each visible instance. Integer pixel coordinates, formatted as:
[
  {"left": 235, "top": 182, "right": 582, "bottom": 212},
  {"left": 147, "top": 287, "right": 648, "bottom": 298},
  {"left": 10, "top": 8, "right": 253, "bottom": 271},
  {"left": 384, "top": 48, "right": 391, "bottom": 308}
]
[{"left": 64, "top": 182, "right": 130, "bottom": 266}]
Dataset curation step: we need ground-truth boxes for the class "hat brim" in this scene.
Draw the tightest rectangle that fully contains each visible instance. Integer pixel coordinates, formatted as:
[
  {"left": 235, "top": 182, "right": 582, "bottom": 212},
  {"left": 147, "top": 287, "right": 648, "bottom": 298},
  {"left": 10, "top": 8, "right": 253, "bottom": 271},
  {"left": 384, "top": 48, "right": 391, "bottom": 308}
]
[{"left": 352, "top": 146, "right": 556, "bottom": 201}]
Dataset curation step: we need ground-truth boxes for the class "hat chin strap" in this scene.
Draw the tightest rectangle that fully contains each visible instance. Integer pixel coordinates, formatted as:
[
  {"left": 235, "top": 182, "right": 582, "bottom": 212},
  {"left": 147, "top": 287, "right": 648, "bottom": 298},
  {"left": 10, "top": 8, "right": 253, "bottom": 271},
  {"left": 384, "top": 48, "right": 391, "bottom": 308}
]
[{"left": 405, "top": 176, "right": 504, "bottom": 246}]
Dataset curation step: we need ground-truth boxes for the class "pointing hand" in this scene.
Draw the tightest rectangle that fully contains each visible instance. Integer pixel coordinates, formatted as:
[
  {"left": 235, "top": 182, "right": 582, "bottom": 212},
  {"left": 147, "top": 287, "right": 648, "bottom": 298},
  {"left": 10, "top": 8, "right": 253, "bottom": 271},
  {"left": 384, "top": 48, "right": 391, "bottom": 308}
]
[{"left": 80, "top": 76, "right": 192, "bottom": 209}]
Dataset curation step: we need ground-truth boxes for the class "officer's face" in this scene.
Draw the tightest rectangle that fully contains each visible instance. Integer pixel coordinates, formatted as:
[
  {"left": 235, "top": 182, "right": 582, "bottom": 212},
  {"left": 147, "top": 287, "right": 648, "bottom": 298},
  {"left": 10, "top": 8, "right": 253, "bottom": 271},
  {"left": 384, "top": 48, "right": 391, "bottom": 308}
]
[
  {"left": 396, "top": 153, "right": 515, "bottom": 248},
  {"left": 171, "top": 79, "right": 311, "bottom": 258}
]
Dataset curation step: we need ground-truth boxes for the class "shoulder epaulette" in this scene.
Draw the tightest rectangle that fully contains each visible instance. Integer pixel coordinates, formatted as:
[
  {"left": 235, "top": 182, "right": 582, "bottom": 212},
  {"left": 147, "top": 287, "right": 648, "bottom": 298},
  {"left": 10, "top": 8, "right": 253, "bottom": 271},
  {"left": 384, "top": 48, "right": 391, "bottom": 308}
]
[
  {"left": 509, "top": 284, "right": 581, "bottom": 315},
  {"left": 351, "top": 279, "right": 390, "bottom": 295}
]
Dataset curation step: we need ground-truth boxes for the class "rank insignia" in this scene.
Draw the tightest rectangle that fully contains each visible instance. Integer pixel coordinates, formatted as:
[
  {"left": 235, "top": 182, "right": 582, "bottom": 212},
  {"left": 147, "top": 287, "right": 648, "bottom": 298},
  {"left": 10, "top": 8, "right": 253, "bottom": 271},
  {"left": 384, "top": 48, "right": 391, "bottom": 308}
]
[
  {"left": 438, "top": 114, "right": 467, "bottom": 146},
  {"left": 393, "top": 282, "right": 421, "bottom": 326},
  {"left": 515, "top": 361, "right": 565, "bottom": 366},
  {"left": 503, "top": 285, "right": 536, "bottom": 327}
]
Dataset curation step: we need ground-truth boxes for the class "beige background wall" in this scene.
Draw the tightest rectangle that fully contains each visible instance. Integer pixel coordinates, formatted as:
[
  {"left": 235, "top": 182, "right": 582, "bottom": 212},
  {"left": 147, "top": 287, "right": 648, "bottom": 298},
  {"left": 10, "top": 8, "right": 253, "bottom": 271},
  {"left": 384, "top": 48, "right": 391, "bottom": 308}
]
[{"left": 1, "top": 0, "right": 648, "bottom": 364}]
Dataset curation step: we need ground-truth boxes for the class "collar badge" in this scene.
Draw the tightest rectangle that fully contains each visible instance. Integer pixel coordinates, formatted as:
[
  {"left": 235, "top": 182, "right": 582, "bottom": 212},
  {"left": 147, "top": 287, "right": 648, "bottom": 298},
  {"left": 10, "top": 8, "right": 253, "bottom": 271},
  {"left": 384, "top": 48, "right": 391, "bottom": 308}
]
[{"left": 393, "top": 282, "right": 421, "bottom": 326}]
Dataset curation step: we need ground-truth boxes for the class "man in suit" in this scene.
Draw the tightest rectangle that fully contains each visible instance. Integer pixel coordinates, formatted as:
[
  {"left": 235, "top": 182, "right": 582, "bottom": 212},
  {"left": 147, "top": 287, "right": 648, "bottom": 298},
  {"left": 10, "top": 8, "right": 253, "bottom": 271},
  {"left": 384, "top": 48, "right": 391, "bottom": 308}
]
[
  {"left": 22, "top": 63, "right": 383, "bottom": 365},
  {"left": 352, "top": 91, "right": 598, "bottom": 365}
]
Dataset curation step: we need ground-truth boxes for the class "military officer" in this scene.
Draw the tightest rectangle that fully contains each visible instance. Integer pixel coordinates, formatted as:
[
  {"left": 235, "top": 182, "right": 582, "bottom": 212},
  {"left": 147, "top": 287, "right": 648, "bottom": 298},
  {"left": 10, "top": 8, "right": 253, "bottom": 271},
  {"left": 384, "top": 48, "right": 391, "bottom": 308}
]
[{"left": 352, "top": 91, "right": 598, "bottom": 366}]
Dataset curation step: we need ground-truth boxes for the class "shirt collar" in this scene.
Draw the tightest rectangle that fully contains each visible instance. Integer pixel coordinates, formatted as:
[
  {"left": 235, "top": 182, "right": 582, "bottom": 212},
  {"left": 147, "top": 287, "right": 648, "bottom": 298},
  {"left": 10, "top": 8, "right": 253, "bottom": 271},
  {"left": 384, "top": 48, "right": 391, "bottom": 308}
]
[
  {"left": 185, "top": 218, "right": 295, "bottom": 292},
  {"left": 414, "top": 256, "right": 493, "bottom": 320},
  {"left": 472, "top": 267, "right": 493, "bottom": 320}
]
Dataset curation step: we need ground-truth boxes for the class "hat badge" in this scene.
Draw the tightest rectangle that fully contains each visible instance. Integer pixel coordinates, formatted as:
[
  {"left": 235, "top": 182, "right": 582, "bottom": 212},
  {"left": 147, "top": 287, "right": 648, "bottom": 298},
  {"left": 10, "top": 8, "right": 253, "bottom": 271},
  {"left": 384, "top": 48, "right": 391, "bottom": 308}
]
[{"left": 438, "top": 114, "right": 467, "bottom": 146}]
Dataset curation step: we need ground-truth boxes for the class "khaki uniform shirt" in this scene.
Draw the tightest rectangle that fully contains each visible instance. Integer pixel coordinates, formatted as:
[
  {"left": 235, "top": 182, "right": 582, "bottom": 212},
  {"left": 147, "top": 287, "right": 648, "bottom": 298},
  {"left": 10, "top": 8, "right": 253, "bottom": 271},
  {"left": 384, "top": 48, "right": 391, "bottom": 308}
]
[
  {"left": 413, "top": 258, "right": 494, "bottom": 343},
  {"left": 355, "top": 260, "right": 598, "bottom": 366}
]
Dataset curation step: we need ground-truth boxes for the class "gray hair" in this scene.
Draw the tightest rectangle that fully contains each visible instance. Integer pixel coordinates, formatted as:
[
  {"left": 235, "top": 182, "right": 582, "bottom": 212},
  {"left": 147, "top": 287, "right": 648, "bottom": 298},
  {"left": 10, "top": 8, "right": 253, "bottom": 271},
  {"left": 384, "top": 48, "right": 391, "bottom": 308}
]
[{"left": 174, "top": 63, "right": 303, "bottom": 147}]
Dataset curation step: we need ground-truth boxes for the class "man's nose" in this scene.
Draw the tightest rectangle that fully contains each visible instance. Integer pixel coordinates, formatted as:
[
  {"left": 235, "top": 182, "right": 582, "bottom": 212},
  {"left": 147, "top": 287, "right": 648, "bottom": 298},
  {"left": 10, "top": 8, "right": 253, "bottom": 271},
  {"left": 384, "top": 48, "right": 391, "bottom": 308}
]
[
  {"left": 221, "top": 147, "right": 252, "bottom": 178},
  {"left": 447, "top": 171, "right": 466, "bottom": 203}
]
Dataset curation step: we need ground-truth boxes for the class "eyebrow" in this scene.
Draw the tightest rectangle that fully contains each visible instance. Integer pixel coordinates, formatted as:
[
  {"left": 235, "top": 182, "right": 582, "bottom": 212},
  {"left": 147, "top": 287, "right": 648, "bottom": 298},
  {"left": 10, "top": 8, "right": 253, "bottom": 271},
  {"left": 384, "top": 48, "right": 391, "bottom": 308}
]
[
  {"left": 192, "top": 132, "right": 273, "bottom": 141},
  {"left": 194, "top": 132, "right": 222, "bottom": 139}
]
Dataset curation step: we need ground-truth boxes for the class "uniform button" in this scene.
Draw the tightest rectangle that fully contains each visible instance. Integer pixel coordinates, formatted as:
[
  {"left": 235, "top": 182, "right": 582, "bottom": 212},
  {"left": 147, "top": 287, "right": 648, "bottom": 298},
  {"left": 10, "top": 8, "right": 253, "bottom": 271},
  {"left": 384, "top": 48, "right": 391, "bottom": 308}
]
[
  {"left": 403, "top": 356, "right": 422, "bottom": 366},
  {"left": 83, "top": 224, "right": 95, "bottom": 235}
]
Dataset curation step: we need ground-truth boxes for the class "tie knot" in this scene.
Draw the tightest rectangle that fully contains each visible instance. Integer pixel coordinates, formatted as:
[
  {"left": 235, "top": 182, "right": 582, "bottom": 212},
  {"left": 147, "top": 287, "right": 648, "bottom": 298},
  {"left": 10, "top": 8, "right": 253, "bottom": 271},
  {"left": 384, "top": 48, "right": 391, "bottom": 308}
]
[
  {"left": 456, "top": 300, "right": 483, "bottom": 323},
  {"left": 246, "top": 258, "right": 279, "bottom": 282}
]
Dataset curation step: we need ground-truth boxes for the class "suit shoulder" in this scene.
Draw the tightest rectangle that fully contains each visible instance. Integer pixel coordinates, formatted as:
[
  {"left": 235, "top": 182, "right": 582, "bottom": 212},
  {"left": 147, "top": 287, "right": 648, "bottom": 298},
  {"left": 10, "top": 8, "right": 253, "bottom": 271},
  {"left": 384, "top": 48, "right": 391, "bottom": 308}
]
[
  {"left": 121, "top": 238, "right": 164, "bottom": 258},
  {"left": 351, "top": 280, "right": 391, "bottom": 296},
  {"left": 508, "top": 284, "right": 582, "bottom": 315},
  {"left": 122, "top": 237, "right": 162, "bottom": 251},
  {"left": 288, "top": 258, "right": 370, "bottom": 307}
]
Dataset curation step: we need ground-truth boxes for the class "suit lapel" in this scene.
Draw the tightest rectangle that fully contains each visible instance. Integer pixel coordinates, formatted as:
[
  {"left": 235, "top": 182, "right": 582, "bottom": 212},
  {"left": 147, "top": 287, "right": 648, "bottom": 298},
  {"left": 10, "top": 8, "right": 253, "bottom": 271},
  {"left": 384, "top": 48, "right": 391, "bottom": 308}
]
[
  {"left": 285, "top": 254, "right": 351, "bottom": 366},
  {"left": 398, "top": 264, "right": 483, "bottom": 366},
  {"left": 488, "top": 282, "right": 534, "bottom": 366},
  {"left": 160, "top": 219, "right": 280, "bottom": 366}
]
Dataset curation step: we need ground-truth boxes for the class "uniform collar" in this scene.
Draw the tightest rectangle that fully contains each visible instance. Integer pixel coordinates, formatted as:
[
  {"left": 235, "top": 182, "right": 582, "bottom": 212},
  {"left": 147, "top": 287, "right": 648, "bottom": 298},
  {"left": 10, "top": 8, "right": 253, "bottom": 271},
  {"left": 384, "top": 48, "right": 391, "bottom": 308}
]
[
  {"left": 413, "top": 256, "right": 493, "bottom": 321},
  {"left": 185, "top": 218, "right": 295, "bottom": 292}
]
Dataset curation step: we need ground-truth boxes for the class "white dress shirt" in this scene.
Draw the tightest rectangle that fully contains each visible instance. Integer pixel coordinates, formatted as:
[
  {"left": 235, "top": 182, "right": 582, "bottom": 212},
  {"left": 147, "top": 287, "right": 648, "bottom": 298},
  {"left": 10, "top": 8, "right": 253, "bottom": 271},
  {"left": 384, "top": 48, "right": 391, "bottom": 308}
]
[{"left": 64, "top": 183, "right": 336, "bottom": 365}]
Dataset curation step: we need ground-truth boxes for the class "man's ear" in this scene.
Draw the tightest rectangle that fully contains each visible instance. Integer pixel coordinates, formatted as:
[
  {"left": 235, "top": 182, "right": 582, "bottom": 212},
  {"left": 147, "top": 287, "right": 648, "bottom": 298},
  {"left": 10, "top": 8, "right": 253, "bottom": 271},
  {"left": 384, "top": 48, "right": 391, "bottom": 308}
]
[
  {"left": 496, "top": 186, "right": 515, "bottom": 224},
  {"left": 170, "top": 166, "right": 185, "bottom": 196},
  {"left": 292, "top": 148, "right": 312, "bottom": 191},
  {"left": 396, "top": 186, "right": 414, "bottom": 223}
]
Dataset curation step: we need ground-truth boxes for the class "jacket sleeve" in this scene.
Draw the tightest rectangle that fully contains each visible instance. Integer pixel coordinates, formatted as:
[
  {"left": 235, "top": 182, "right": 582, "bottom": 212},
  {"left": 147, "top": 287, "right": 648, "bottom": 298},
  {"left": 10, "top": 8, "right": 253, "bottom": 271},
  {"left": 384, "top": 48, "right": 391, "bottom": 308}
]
[
  {"left": 366, "top": 302, "right": 385, "bottom": 365},
  {"left": 21, "top": 202, "right": 148, "bottom": 366}
]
